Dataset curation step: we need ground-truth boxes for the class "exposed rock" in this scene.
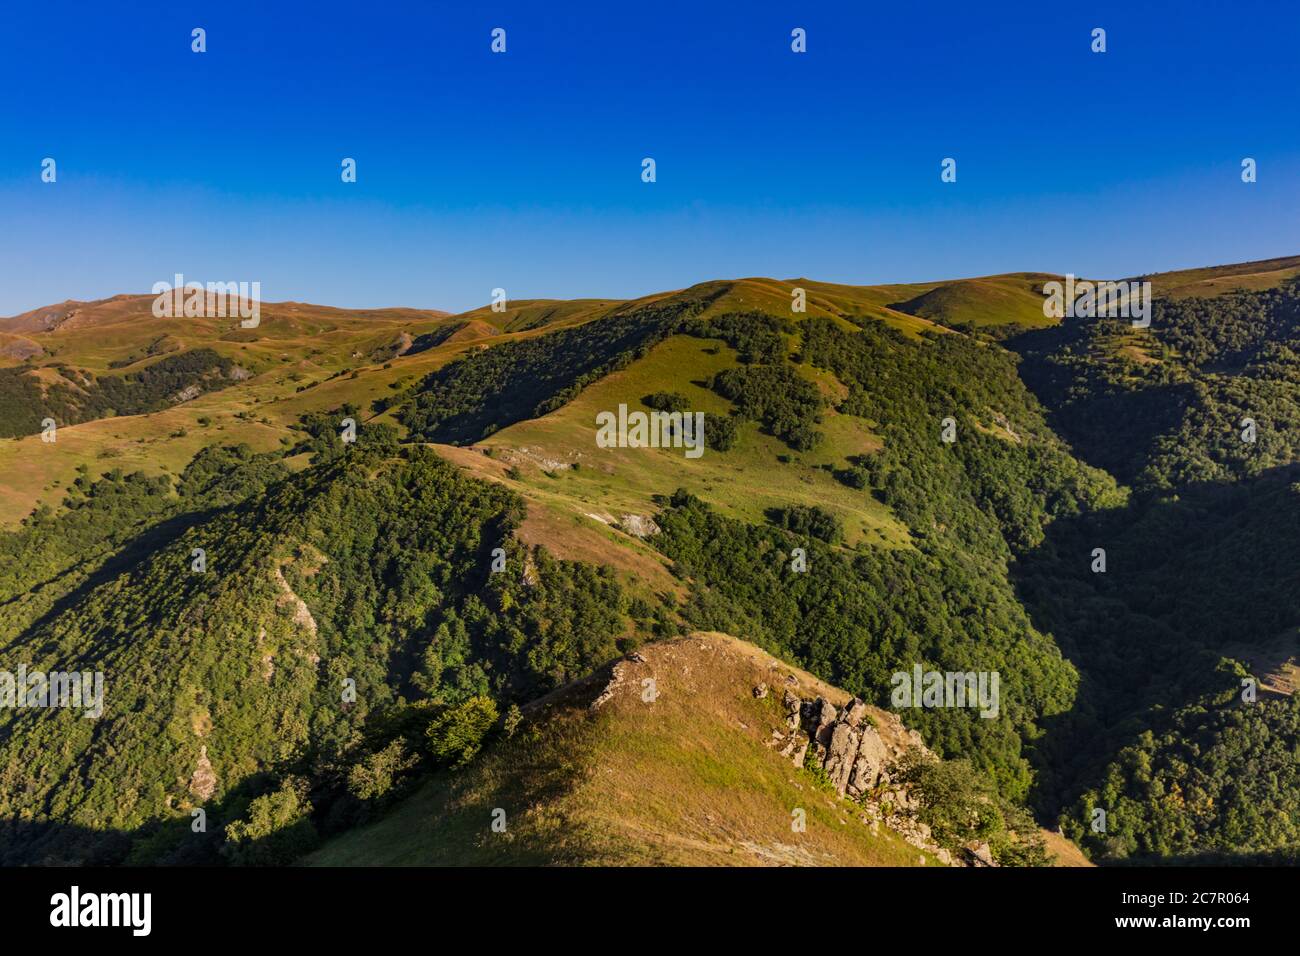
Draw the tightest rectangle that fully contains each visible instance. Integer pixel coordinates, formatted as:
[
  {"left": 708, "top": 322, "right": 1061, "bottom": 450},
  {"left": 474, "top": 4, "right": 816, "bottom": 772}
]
[
  {"left": 189, "top": 745, "right": 217, "bottom": 800},
  {"left": 499, "top": 445, "right": 577, "bottom": 472},
  {"left": 617, "top": 514, "right": 661, "bottom": 538},
  {"left": 752, "top": 682, "right": 768, "bottom": 699},
  {"left": 273, "top": 562, "right": 318, "bottom": 636},
  {"left": 966, "top": 842, "right": 996, "bottom": 867},
  {"left": 776, "top": 689, "right": 808, "bottom": 763},
  {"left": 0, "top": 338, "right": 43, "bottom": 361},
  {"left": 781, "top": 690, "right": 801, "bottom": 729},
  {"left": 822, "top": 722, "right": 860, "bottom": 795},
  {"left": 780, "top": 735, "right": 809, "bottom": 768},
  {"left": 992, "top": 411, "right": 1021, "bottom": 444},
  {"left": 764, "top": 689, "right": 991, "bottom": 867},
  {"left": 590, "top": 661, "right": 633, "bottom": 711},
  {"left": 847, "top": 722, "right": 889, "bottom": 797},
  {"left": 806, "top": 698, "right": 838, "bottom": 749},
  {"left": 841, "top": 697, "right": 869, "bottom": 727}
]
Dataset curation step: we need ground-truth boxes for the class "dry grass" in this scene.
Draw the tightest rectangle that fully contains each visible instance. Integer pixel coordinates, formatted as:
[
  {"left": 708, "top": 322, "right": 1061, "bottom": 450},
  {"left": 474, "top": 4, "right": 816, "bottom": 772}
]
[{"left": 306, "top": 632, "right": 934, "bottom": 867}]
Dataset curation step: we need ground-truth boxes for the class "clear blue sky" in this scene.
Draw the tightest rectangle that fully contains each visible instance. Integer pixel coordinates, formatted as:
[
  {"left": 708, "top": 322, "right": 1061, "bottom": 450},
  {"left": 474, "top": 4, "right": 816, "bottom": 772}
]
[{"left": 2, "top": 0, "right": 1297, "bottom": 315}]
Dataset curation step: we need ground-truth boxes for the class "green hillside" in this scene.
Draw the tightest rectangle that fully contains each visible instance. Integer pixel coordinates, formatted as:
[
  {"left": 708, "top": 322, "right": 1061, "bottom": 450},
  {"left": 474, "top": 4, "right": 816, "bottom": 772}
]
[
  {"left": 0, "top": 443, "right": 644, "bottom": 864},
  {"left": 2, "top": 258, "right": 1299, "bottom": 867},
  {"left": 889, "top": 273, "right": 1063, "bottom": 330}
]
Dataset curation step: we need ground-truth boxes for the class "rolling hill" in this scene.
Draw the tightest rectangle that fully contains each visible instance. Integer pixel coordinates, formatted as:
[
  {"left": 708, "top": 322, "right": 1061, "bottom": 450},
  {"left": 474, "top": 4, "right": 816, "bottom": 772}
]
[{"left": 2, "top": 255, "right": 1298, "bottom": 867}]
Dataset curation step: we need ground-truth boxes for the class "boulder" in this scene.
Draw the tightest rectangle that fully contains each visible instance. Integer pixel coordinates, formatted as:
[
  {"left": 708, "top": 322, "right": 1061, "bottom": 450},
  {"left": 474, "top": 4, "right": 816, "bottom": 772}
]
[
  {"left": 841, "top": 697, "right": 869, "bottom": 727},
  {"left": 967, "top": 842, "right": 996, "bottom": 867},
  {"left": 781, "top": 689, "right": 801, "bottom": 730},
  {"left": 847, "top": 722, "right": 890, "bottom": 796},
  {"left": 823, "top": 722, "right": 860, "bottom": 795},
  {"left": 806, "top": 697, "right": 838, "bottom": 748}
]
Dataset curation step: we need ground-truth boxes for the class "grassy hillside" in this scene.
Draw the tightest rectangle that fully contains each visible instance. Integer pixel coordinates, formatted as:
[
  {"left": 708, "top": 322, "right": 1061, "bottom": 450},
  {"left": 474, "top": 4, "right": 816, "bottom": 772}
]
[
  {"left": 1133, "top": 254, "right": 1300, "bottom": 301},
  {"left": 310, "top": 632, "right": 1088, "bottom": 867},
  {"left": 0, "top": 269, "right": 1110, "bottom": 528},
  {"left": 308, "top": 633, "right": 955, "bottom": 866},
  {"left": 889, "top": 273, "right": 1063, "bottom": 330},
  {"left": 474, "top": 333, "right": 909, "bottom": 548}
]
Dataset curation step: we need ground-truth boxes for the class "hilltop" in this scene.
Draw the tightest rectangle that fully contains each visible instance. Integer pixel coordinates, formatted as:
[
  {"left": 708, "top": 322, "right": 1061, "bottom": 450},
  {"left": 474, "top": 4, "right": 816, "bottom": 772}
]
[{"left": 307, "top": 632, "right": 1071, "bottom": 866}]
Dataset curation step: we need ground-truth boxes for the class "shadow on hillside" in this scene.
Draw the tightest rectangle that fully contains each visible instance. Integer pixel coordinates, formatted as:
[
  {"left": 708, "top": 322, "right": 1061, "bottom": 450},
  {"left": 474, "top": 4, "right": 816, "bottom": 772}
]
[
  {"left": 1013, "top": 463, "right": 1300, "bottom": 819},
  {"left": 0, "top": 758, "right": 424, "bottom": 867},
  {"left": 9, "top": 509, "right": 226, "bottom": 644},
  {"left": 0, "top": 765, "right": 296, "bottom": 866},
  {"left": 1006, "top": 323, "right": 1195, "bottom": 485}
]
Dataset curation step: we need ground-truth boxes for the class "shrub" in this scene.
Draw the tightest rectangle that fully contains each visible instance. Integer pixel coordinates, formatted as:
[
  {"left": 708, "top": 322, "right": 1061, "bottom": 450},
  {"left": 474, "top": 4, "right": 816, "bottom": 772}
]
[
  {"left": 223, "top": 779, "right": 319, "bottom": 866},
  {"left": 426, "top": 696, "right": 500, "bottom": 767},
  {"left": 765, "top": 504, "right": 844, "bottom": 544}
]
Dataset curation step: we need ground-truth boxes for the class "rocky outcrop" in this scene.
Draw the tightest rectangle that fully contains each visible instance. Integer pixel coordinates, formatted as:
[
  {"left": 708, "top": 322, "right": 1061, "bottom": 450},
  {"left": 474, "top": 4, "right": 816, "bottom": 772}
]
[
  {"left": 498, "top": 445, "right": 579, "bottom": 472},
  {"left": 521, "top": 553, "right": 539, "bottom": 587},
  {"left": 768, "top": 688, "right": 996, "bottom": 868},
  {"left": 774, "top": 690, "right": 897, "bottom": 800},
  {"left": 189, "top": 745, "right": 217, "bottom": 800},
  {"left": 616, "top": 514, "right": 660, "bottom": 538},
  {"left": 273, "top": 562, "right": 318, "bottom": 637}
]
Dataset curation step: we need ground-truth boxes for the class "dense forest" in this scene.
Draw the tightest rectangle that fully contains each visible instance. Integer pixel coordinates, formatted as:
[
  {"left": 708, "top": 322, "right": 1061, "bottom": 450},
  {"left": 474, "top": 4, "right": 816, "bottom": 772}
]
[
  {"left": 1005, "top": 283, "right": 1300, "bottom": 860},
  {"left": 1013, "top": 282, "right": 1300, "bottom": 490},
  {"left": 656, "top": 298, "right": 1300, "bottom": 862},
  {"left": 654, "top": 488, "right": 1074, "bottom": 799},
  {"left": 651, "top": 312, "right": 1122, "bottom": 800},
  {"left": 0, "top": 436, "right": 639, "bottom": 864},
  {"left": 0, "top": 348, "right": 241, "bottom": 438}
]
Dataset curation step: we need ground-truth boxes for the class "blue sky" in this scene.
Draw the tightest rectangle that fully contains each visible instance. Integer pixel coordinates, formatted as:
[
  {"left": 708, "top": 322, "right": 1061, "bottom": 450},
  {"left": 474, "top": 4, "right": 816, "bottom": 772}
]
[{"left": 1, "top": 0, "right": 1297, "bottom": 314}]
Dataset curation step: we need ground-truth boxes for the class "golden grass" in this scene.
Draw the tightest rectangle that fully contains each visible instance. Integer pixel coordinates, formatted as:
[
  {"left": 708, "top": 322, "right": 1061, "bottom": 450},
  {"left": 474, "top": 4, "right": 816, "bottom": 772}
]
[{"left": 306, "top": 632, "right": 934, "bottom": 867}]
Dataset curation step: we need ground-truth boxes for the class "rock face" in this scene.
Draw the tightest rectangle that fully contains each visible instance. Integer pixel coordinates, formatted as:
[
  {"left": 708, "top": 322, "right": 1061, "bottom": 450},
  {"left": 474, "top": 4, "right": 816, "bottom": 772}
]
[
  {"left": 768, "top": 690, "right": 995, "bottom": 868},
  {"left": 617, "top": 514, "right": 661, "bottom": 538},
  {"left": 169, "top": 383, "right": 203, "bottom": 404},
  {"left": 787, "top": 693, "right": 893, "bottom": 800},
  {"left": 189, "top": 745, "right": 217, "bottom": 801}
]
